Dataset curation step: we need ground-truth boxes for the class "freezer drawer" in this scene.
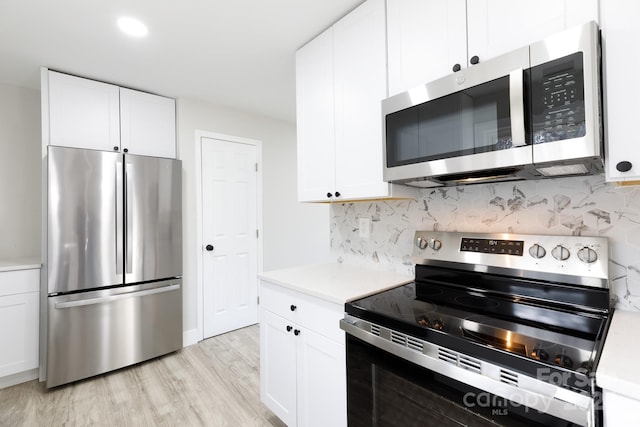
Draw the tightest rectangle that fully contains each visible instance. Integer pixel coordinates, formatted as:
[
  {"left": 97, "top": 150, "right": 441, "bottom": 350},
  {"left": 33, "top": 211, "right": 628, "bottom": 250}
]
[{"left": 46, "top": 280, "right": 182, "bottom": 388}]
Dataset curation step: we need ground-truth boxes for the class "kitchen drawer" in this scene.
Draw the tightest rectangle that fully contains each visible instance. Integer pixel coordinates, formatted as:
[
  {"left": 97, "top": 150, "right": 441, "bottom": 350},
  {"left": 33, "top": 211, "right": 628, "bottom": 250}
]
[
  {"left": 0, "top": 268, "right": 40, "bottom": 297},
  {"left": 260, "top": 280, "right": 344, "bottom": 343}
]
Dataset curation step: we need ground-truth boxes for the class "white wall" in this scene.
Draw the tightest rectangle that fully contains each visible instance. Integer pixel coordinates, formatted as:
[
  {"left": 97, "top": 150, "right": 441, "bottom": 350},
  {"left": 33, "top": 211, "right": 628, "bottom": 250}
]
[
  {"left": 0, "top": 84, "right": 41, "bottom": 259},
  {"left": 177, "top": 97, "right": 330, "bottom": 335}
]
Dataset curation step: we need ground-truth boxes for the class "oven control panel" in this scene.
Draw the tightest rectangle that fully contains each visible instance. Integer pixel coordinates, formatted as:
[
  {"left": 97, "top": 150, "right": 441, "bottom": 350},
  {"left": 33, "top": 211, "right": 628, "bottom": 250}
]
[{"left": 412, "top": 231, "right": 609, "bottom": 284}]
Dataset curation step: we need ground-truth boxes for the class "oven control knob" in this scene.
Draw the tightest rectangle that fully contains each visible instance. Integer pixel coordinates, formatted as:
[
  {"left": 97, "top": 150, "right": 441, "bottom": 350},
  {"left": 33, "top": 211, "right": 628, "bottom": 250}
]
[
  {"left": 531, "top": 347, "right": 549, "bottom": 361},
  {"left": 551, "top": 245, "right": 570, "bottom": 261},
  {"left": 416, "top": 237, "right": 428, "bottom": 250},
  {"left": 528, "top": 244, "right": 546, "bottom": 259},
  {"left": 554, "top": 354, "right": 574, "bottom": 369},
  {"left": 577, "top": 247, "right": 598, "bottom": 264},
  {"left": 429, "top": 239, "right": 442, "bottom": 251},
  {"left": 432, "top": 319, "right": 444, "bottom": 331}
]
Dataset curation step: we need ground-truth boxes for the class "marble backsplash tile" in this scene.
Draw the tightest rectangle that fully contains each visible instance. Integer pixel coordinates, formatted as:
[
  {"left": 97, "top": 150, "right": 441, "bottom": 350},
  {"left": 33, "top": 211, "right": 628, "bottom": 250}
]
[{"left": 330, "top": 175, "right": 640, "bottom": 311}]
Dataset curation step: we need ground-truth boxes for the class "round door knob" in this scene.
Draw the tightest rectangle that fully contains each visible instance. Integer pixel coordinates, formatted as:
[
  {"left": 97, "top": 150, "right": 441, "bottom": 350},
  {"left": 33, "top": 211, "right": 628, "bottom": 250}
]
[
  {"left": 429, "top": 239, "right": 442, "bottom": 251},
  {"left": 290, "top": 305, "right": 297, "bottom": 312},
  {"left": 294, "top": 329, "right": 301, "bottom": 336},
  {"left": 554, "top": 354, "right": 573, "bottom": 369},
  {"left": 416, "top": 237, "right": 428, "bottom": 250},
  {"left": 577, "top": 247, "right": 598, "bottom": 264},
  {"left": 335, "top": 191, "right": 341, "bottom": 197},
  {"left": 470, "top": 55, "right": 480, "bottom": 65},
  {"left": 528, "top": 244, "right": 546, "bottom": 259},
  {"left": 616, "top": 161, "right": 632, "bottom": 172},
  {"left": 327, "top": 192, "right": 333, "bottom": 198},
  {"left": 205, "top": 244, "right": 214, "bottom": 251},
  {"left": 551, "top": 245, "right": 570, "bottom": 261},
  {"left": 286, "top": 325, "right": 293, "bottom": 332},
  {"left": 452, "top": 63, "right": 461, "bottom": 72},
  {"left": 113, "top": 146, "right": 119, "bottom": 151},
  {"left": 123, "top": 148, "right": 129, "bottom": 153}
]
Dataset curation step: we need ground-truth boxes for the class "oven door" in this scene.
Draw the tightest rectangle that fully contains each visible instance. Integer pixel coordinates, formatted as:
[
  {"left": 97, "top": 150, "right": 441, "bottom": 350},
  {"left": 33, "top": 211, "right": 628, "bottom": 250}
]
[
  {"left": 382, "top": 46, "right": 530, "bottom": 186},
  {"left": 345, "top": 333, "right": 597, "bottom": 427}
]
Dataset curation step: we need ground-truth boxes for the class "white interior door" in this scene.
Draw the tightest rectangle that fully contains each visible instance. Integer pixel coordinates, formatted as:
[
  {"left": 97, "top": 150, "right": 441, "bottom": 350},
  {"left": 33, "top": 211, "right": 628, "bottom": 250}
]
[{"left": 201, "top": 136, "right": 258, "bottom": 338}]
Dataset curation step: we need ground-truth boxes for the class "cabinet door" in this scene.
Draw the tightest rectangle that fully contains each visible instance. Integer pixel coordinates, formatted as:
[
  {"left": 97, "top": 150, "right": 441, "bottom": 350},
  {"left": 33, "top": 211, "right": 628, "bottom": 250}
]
[
  {"left": 296, "top": 29, "right": 336, "bottom": 202},
  {"left": 48, "top": 71, "right": 120, "bottom": 151},
  {"left": 260, "top": 309, "right": 297, "bottom": 426},
  {"left": 333, "top": 0, "right": 389, "bottom": 200},
  {"left": 297, "top": 328, "right": 346, "bottom": 427},
  {"left": 0, "top": 291, "right": 39, "bottom": 377},
  {"left": 120, "top": 88, "right": 177, "bottom": 158},
  {"left": 387, "top": 0, "right": 467, "bottom": 95},
  {"left": 602, "top": 0, "right": 640, "bottom": 181},
  {"left": 466, "top": 0, "right": 598, "bottom": 67}
]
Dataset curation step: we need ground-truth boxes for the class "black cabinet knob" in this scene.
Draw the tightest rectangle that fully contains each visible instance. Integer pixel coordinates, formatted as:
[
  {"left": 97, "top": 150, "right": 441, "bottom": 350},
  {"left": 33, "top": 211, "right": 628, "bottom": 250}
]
[
  {"left": 294, "top": 329, "right": 300, "bottom": 336},
  {"left": 470, "top": 55, "right": 480, "bottom": 65},
  {"left": 335, "top": 191, "right": 341, "bottom": 197},
  {"left": 286, "top": 325, "right": 292, "bottom": 332},
  {"left": 205, "top": 244, "right": 214, "bottom": 251},
  {"left": 327, "top": 192, "right": 333, "bottom": 198},
  {"left": 616, "top": 161, "right": 633, "bottom": 172},
  {"left": 123, "top": 148, "right": 129, "bottom": 153},
  {"left": 290, "top": 305, "right": 297, "bottom": 312},
  {"left": 113, "top": 146, "right": 119, "bottom": 151},
  {"left": 452, "top": 63, "right": 461, "bottom": 72}
]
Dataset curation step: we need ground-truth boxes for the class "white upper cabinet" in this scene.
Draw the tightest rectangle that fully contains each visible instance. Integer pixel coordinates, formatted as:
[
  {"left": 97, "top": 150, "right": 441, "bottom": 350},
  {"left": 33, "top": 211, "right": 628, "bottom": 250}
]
[
  {"left": 387, "top": 0, "right": 599, "bottom": 96},
  {"left": 120, "top": 88, "right": 176, "bottom": 158},
  {"left": 386, "top": 0, "right": 467, "bottom": 96},
  {"left": 48, "top": 71, "right": 120, "bottom": 152},
  {"left": 601, "top": 0, "right": 640, "bottom": 182},
  {"left": 46, "top": 70, "right": 177, "bottom": 158},
  {"left": 296, "top": 29, "right": 336, "bottom": 202},
  {"left": 296, "top": 0, "right": 416, "bottom": 202}
]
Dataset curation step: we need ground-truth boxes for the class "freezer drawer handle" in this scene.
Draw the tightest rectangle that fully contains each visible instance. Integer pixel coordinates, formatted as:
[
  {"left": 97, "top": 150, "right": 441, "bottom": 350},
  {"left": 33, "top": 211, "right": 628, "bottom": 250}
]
[{"left": 54, "top": 284, "right": 181, "bottom": 309}]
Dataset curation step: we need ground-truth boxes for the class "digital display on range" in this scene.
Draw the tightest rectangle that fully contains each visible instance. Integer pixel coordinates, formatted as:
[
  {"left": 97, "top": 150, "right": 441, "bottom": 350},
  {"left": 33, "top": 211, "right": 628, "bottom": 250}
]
[{"left": 460, "top": 238, "right": 524, "bottom": 256}]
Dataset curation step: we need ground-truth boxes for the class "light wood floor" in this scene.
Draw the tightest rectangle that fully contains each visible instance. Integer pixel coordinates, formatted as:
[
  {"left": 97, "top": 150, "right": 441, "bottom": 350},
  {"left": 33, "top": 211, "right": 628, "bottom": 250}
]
[{"left": 0, "top": 325, "right": 286, "bottom": 427}]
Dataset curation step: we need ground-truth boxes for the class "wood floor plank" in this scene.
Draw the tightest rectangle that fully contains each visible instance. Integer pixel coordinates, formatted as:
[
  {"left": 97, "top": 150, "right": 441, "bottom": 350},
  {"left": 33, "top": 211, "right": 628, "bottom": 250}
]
[{"left": 0, "top": 325, "right": 285, "bottom": 427}]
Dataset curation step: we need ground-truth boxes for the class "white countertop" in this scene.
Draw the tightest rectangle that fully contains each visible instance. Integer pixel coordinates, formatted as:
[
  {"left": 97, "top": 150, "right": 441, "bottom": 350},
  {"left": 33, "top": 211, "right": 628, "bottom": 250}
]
[
  {"left": 0, "top": 257, "right": 41, "bottom": 272},
  {"left": 258, "top": 262, "right": 413, "bottom": 304},
  {"left": 597, "top": 309, "right": 640, "bottom": 400}
]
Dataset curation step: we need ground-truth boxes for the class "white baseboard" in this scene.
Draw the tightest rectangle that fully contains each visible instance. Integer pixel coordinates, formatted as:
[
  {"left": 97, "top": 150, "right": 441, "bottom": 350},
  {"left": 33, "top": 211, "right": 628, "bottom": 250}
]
[
  {"left": 183, "top": 328, "right": 199, "bottom": 347},
  {"left": 0, "top": 368, "right": 39, "bottom": 389}
]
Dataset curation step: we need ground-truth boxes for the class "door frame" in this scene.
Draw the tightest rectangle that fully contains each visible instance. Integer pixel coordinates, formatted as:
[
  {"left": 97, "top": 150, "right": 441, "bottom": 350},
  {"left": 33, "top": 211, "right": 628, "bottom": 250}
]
[{"left": 195, "top": 130, "right": 263, "bottom": 342}]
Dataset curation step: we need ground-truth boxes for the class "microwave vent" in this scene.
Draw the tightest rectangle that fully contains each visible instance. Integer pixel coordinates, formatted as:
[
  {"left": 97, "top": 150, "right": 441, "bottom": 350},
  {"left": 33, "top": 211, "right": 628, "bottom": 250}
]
[{"left": 535, "top": 164, "right": 590, "bottom": 177}]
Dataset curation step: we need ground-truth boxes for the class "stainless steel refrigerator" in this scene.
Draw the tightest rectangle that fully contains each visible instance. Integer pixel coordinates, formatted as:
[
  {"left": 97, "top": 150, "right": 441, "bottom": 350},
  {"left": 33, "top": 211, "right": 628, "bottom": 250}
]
[{"left": 44, "top": 146, "right": 182, "bottom": 388}]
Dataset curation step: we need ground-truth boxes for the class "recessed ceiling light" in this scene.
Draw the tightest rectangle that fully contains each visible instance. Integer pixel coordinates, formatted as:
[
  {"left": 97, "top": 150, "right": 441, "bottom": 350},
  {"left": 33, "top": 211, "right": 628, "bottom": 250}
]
[{"left": 117, "top": 16, "right": 148, "bottom": 37}]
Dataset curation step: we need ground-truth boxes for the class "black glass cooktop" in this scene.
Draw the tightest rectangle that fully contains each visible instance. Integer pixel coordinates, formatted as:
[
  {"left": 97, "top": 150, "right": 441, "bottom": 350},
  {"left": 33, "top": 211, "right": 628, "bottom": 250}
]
[{"left": 345, "top": 265, "right": 609, "bottom": 373}]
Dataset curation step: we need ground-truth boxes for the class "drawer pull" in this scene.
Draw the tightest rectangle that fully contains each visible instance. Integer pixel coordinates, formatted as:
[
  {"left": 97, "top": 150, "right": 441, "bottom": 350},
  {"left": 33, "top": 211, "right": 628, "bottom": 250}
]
[
  {"left": 294, "top": 329, "right": 301, "bottom": 336},
  {"left": 286, "top": 325, "right": 293, "bottom": 332},
  {"left": 290, "top": 304, "right": 297, "bottom": 312}
]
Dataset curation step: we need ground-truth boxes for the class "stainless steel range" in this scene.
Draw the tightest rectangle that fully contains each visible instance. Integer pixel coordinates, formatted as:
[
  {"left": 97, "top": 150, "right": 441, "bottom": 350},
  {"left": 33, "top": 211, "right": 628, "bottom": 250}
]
[{"left": 340, "top": 231, "right": 611, "bottom": 427}]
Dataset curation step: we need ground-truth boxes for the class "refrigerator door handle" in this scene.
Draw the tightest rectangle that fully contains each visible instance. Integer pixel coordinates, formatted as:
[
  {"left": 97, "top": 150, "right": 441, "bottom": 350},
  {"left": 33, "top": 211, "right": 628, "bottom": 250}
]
[
  {"left": 54, "top": 284, "right": 181, "bottom": 309},
  {"left": 116, "top": 159, "right": 124, "bottom": 275},
  {"left": 125, "top": 161, "right": 133, "bottom": 274}
]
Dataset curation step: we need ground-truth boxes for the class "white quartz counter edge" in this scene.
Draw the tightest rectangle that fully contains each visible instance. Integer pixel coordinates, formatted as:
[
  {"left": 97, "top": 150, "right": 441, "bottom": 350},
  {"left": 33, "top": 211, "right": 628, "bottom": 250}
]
[
  {"left": 258, "top": 263, "right": 413, "bottom": 305},
  {"left": 596, "top": 309, "right": 640, "bottom": 400},
  {"left": 0, "top": 258, "right": 42, "bottom": 272}
]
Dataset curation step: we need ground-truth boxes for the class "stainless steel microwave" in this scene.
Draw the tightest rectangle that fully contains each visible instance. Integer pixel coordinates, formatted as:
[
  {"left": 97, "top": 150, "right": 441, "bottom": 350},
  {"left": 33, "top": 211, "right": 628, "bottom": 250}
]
[{"left": 382, "top": 21, "right": 602, "bottom": 187}]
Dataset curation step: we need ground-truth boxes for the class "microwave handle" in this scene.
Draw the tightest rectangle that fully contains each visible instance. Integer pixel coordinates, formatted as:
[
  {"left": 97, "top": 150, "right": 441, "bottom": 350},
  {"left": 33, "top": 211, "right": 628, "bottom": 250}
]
[{"left": 509, "top": 69, "right": 526, "bottom": 147}]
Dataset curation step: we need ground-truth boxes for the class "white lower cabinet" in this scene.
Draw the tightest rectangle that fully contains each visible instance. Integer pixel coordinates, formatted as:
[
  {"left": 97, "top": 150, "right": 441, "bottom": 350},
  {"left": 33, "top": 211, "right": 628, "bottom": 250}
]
[
  {"left": 0, "top": 267, "right": 40, "bottom": 387},
  {"left": 259, "top": 280, "right": 346, "bottom": 427}
]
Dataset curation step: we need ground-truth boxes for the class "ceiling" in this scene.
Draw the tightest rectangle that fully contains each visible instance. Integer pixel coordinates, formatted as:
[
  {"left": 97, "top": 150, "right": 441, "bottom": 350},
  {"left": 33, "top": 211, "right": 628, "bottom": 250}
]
[{"left": 0, "top": 0, "right": 365, "bottom": 123}]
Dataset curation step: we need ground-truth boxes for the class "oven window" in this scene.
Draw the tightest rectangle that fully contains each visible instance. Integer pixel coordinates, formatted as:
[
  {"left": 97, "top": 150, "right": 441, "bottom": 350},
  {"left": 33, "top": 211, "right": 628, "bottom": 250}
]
[
  {"left": 385, "top": 76, "right": 513, "bottom": 168},
  {"left": 346, "top": 335, "right": 582, "bottom": 427}
]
